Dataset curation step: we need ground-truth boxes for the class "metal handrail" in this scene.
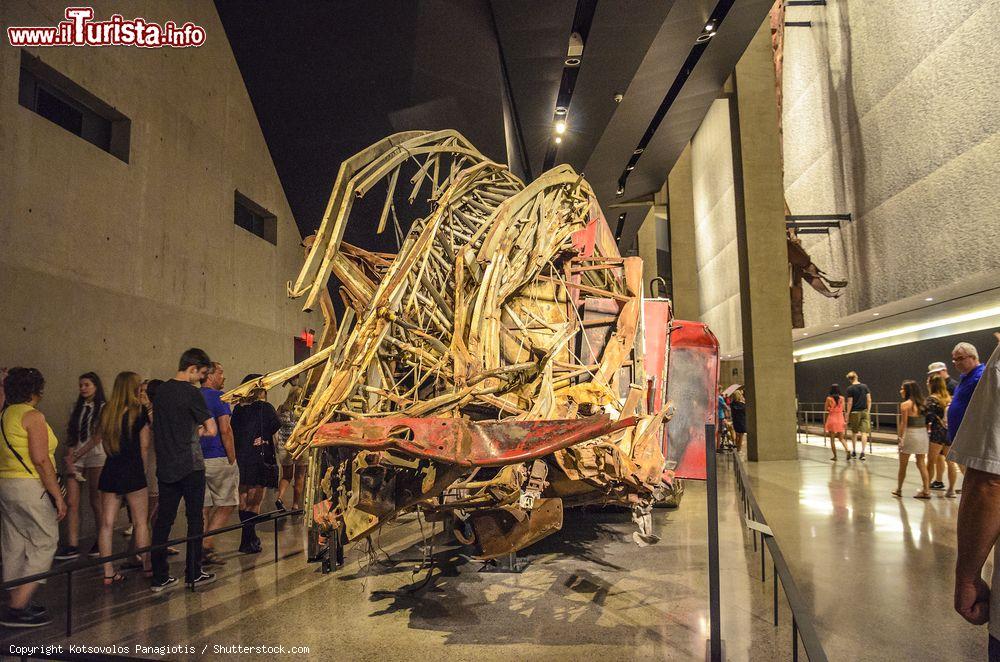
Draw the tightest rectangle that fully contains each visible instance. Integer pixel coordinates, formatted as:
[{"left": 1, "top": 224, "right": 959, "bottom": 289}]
[
  {"left": 732, "top": 455, "right": 828, "bottom": 661},
  {"left": 797, "top": 401, "right": 900, "bottom": 433},
  {"left": 2, "top": 507, "right": 304, "bottom": 637}
]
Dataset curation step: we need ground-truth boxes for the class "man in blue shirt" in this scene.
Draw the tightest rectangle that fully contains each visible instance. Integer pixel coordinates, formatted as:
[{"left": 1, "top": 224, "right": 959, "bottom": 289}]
[
  {"left": 948, "top": 342, "right": 986, "bottom": 443},
  {"left": 199, "top": 362, "right": 237, "bottom": 566}
]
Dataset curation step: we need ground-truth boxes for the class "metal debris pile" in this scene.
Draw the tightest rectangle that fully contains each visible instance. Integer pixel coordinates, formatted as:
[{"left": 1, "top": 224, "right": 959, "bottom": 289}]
[{"left": 224, "top": 131, "right": 711, "bottom": 558}]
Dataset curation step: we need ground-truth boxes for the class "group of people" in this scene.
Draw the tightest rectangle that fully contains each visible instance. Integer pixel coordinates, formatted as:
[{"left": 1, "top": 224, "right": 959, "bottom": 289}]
[
  {"left": 716, "top": 389, "right": 748, "bottom": 452},
  {"left": 820, "top": 342, "right": 987, "bottom": 500},
  {"left": 0, "top": 348, "right": 306, "bottom": 628}
]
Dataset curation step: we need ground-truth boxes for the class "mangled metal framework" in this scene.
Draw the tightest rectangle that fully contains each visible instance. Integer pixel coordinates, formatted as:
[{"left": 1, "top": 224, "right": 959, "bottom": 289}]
[{"left": 224, "top": 130, "right": 705, "bottom": 558}]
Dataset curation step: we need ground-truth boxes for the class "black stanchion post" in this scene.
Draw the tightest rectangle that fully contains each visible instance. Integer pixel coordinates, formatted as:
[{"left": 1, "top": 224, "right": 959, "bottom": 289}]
[
  {"left": 773, "top": 564, "right": 778, "bottom": 626},
  {"left": 705, "top": 423, "right": 723, "bottom": 662},
  {"left": 274, "top": 517, "right": 279, "bottom": 564}
]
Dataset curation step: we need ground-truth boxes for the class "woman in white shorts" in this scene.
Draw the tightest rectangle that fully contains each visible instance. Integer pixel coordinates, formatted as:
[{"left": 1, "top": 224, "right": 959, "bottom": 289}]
[
  {"left": 274, "top": 389, "right": 306, "bottom": 511},
  {"left": 56, "top": 372, "right": 106, "bottom": 560},
  {"left": 892, "top": 380, "right": 931, "bottom": 499}
]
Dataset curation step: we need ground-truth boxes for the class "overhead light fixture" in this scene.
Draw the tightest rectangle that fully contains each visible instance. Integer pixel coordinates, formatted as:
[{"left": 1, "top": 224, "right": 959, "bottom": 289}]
[
  {"left": 833, "top": 324, "right": 840, "bottom": 327},
  {"left": 613, "top": 93, "right": 624, "bottom": 103},
  {"left": 873, "top": 312, "right": 880, "bottom": 316},
  {"left": 794, "top": 303, "right": 1000, "bottom": 360},
  {"left": 626, "top": 165, "right": 635, "bottom": 171},
  {"left": 633, "top": 148, "right": 644, "bottom": 155},
  {"left": 554, "top": 136, "right": 562, "bottom": 144},
  {"left": 564, "top": 57, "right": 581, "bottom": 67},
  {"left": 555, "top": 106, "right": 568, "bottom": 116},
  {"left": 616, "top": 186, "right": 624, "bottom": 196},
  {"left": 803, "top": 332, "right": 809, "bottom": 336},
  {"left": 555, "top": 121, "right": 566, "bottom": 134},
  {"left": 925, "top": 297, "right": 934, "bottom": 301}
]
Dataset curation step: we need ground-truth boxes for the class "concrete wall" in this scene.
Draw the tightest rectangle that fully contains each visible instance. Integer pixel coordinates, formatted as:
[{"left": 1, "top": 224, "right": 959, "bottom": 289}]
[
  {"left": 781, "top": 0, "right": 1000, "bottom": 325},
  {"left": 690, "top": 98, "right": 743, "bottom": 357},
  {"left": 666, "top": 144, "right": 701, "bottom": 322},
  {"left": 0, "top": 1, "right": 316, "bottom": 457}
]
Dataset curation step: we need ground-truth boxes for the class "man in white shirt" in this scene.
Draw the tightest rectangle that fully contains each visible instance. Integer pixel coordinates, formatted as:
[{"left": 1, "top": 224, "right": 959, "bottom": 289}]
[{"left": 950, "top": 338, "right": 1000, "bottom": 657}]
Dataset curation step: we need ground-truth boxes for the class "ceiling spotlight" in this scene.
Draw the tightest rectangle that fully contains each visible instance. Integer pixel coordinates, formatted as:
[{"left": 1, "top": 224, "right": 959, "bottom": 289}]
[
  {"left": 696, "top": 32, "right": 714, "bottom": 43},
  {"left": 616, "top": 186, "right": 624, "bottom": 196},
  {"left": 706, "top": 22, "right": 714, "bottom": 30},
  {"left": 554, "top": 136, "right": 562, "bottom": 144},
  {"left": 613, "top": 93, "right": 624, "bottom": 103},
  {"left": 873, "top": 312, "right": 880, "bottom": 316},
  {"left": 565, "top": 57, "right": 581, "bottom": 67},
  {"left": 555, "top": 106, "right": 568, "bottom": 116},
  {"left": 925, "top": 297, "right": 934, "bottom": 301},
  {"left": 626, "top": 165, "right": 635, "bottom": 171},
  {"left": 803, "top": 332, "right": 809, "bottom": 336},
  {"left": 633, "top": 148, "right": 644, "bottom": 155},
  {"left": 834, "top": 324, "right": 840, "bottom": 328},
  {"left": 555, "top": 120, "right": 566, "bottom": 134}
]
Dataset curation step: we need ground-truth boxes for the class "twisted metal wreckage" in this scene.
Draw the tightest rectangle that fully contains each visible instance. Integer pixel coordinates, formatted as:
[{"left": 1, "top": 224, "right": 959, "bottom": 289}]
[{"left": 223, "top": 130, "right": 719, "bottom": 561}]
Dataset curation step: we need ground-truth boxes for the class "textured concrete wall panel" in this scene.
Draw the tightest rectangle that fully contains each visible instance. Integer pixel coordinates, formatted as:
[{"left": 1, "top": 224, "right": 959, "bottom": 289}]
[
  {"left": 690, "top": 99, "right": 742, "bottom": 355},
  {"left": 781, "top": 0, "right": 1000, "bottom": 326}
]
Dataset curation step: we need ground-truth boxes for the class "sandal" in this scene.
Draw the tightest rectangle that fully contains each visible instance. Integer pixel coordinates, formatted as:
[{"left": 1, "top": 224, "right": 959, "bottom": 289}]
[
  {"left": 167, "top": 547, "right": 180, "bottom": 556},
  {"left": 945, "top": 491, "right": 957, "bottom": 498},
  {"left": 891, "top": 490, "right": 902, "bottom": 497},
  {"left": 103, "top": 572, "right": 126, "bottom": 586},
  {"left": 913, "top": 492, "right": 932, "bottom": 500}
]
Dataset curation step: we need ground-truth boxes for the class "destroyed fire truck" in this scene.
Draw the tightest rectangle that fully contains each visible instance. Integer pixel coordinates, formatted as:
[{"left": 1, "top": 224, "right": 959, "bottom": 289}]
[{"left": 223, "top": 130, "right": 718, "bottom": 562}]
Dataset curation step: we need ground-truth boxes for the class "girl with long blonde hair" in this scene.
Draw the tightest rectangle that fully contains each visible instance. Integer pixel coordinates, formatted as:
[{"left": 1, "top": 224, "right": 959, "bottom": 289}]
[
  {"left": 925, "top": 373, "right": 957, "bottom": 497},
  {"left": 73, "top": 371, "right": 152, "bottom": 583}
]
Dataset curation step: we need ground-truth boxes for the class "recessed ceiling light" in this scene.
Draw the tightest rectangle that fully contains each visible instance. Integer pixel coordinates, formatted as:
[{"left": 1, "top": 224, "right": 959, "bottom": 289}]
[
  {"left": 626, "top": 165, "right": 635, "bottom": 171},
  {"left": 565, "top": 57, "right": 581, "bottom": 67},
  {"left": 803, "top": 332, "right": 809, "bottom": 336},
  {"left": 873, "top": 312, "right": 880, "bottom": 316},
  {"left": 554, "top": 136, "right": 562, "bottom": 144},
  {"left": 633, "top": 148, "right": 644, "bottom": 155},
  {"left": 925, "top": 297, "right": 934, "bottom": 301},
  {"left": 555, "top": 121, "right": 566, "bottom": 135},
  {"left": 555, "top": 106, "right": 568, "bottom": 116},
  {"left": 834, "top": 324, "right": 840, "bottom": 327}
]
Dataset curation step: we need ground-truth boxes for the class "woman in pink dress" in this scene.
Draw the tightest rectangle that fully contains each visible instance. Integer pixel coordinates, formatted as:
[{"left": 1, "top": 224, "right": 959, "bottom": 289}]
[{"left": 824, "top": 384, "right": 849, "bottom": 460}]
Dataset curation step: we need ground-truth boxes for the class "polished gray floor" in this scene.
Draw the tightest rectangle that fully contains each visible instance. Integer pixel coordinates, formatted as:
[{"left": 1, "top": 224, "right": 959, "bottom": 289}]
[
  {"left": 1, "top": 443, "right": 984, "bottom": 660},
  {"left": 745, "top": 443, "right": 984, "bottom": 660}
]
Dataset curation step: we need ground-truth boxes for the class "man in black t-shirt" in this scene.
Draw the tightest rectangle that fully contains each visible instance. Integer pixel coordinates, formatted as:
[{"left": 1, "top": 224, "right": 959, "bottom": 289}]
[
  {"left": 845, "top": 371, "right": 872, "bottom": 461},
  {"left": 150, "top": 348, "right": 218, "bottom": 592}
]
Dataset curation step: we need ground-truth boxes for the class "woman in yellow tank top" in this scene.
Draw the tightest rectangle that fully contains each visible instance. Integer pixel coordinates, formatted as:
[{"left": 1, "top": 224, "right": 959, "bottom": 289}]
[{"left": 0, "top": 368, "right": 66, "bottom": 628}]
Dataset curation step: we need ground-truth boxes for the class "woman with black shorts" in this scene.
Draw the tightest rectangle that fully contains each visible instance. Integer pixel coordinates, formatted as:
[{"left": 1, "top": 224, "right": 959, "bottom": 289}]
[{"left": 231, "top": 374, "right": 281, "bottom": 554}]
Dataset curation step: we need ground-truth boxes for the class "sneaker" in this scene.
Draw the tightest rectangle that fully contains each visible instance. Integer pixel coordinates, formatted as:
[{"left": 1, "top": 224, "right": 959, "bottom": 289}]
[
  {"left": 54, "top": 545, "right": 80, "bottom": 560},
  {"left": 88, "top": 542, "right": 100, "bottom": 558},
  {"left": 150, "top": 576, "right": 178, "bottom": 593},
  {"left": 859, "top": 453, "right": 866, "bottom": 461},
  {"left": 851, "top": 451, "right": 857, "bottom": 458},
  {"left": 0, "top": 606, "right": 52, "bottom": 628},
  {"left": 191, "top": 571, "right": 217, "bottom": 588},
  {"left": 25, "top": 604, "right": 47, "bottom": 617},
  {"left": 930, "top": 481, "right": 945, "bottom": 490}
]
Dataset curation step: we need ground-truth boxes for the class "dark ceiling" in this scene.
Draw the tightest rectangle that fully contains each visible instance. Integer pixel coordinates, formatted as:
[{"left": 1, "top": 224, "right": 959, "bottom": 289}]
[{"left": 215, "top": 0, "right": 774, "bottom": 251}]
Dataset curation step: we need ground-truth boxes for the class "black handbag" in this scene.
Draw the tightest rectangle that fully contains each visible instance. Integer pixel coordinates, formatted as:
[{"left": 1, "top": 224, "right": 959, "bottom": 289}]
[{"left": 1, "top": 405, "right": 66, "bottom": 508}]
